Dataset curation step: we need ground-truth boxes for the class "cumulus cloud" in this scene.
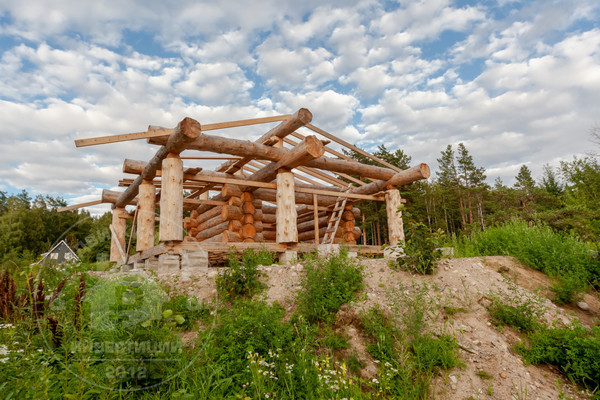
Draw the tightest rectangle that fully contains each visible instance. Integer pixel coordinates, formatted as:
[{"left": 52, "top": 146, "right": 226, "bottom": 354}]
[{"left": 0, "top": 0, "right": 599, "bottom": 202}]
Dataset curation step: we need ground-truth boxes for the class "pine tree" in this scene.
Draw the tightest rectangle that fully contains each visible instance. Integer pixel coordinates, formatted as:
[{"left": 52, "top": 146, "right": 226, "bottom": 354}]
[
  {"left": 374, "top": 145, "right": 411, "bottom": 170},
  {"left": 514, "top": 165, "right": 536, "bottom": 209},
  {"left": 541, "top": 164, "right": 563, "bottom": 197},
  {"left": 515, "top": 165, "right": 535, "bottom": 193},
  {"left": 456, "top": 143, "right": 487, "bottom": 226},
  {"left": 437, "top": 145, "right": 466, "bottom": 229}
]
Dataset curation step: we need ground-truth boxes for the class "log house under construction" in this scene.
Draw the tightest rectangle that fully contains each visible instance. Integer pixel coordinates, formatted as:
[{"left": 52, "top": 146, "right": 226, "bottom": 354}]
[{"left": 60, "top": 108, "right": 430, "bottom": 268}]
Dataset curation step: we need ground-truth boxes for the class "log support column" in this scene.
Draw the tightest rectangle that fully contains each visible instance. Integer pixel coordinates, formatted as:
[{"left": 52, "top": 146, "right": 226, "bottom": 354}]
[
  {"left": 110, "top": 206, "right": 128, "bottom": 263},
  {"left": 276, "top": 169, "right": 297, "bottom": 244},
  {"left": 385, "top": 188, "right": 405, "bottom": 246},
  {"left": 159, "top": 154, "right": 184, "bottom": 242},
  {"left": 136, "top": 180, "right": 156, "bottom": 252}
]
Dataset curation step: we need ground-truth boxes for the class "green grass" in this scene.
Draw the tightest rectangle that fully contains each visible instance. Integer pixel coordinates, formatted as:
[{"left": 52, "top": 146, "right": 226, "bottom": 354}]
[
  {"left": 0, "top": 252, "right": 372, "bottom": 399},
  {"left": 453, "top": 219, "right": 600, "bottom": 303},
  {"left": 360, "top": 284, "right": 462, "bottom": 400},
  {"left": 487, "top": 280, "right": 545, "bottom": 333},
  {"left": 295, "top": 247, "right": 363, "bottom": 324},
  {"left": 520, "top": 324, "right": 600, "bottom": 397},
  {"left": 215, "top": 247, "right": 273, "bottom": 299}
]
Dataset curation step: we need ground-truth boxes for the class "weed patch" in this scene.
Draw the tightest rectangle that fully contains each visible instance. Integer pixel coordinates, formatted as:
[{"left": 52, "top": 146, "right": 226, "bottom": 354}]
[
  {"left": 487, "top": 280, "right": 545, "bottom": 333},
  {"left": 520, "top": 324, "right": 600, "bottom": 395},
  {"left": 453, "top": 219, "right": 600, "bottom": 303},
  {"left": 295, "top": 248, "right": 363, "bottom": 324},
  {"left": 393, "top": 210, "right": 443, "bottom": 275},
  {"left": 361, "top": 284, "right": 461, "bottom": 400},
  {"left": 216, "top": 248, "right": 272, "bottom": 299}
]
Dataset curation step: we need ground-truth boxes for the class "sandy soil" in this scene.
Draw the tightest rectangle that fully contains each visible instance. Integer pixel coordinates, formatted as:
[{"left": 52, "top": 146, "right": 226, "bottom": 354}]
[{"left": 105, "top": 255, "right": 599, "bottom": 399}]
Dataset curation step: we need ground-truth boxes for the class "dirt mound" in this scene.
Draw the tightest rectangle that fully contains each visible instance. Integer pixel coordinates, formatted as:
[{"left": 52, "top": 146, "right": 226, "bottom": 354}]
[{"left": 149, "top": 255, "right": 598, "bottom": 399}]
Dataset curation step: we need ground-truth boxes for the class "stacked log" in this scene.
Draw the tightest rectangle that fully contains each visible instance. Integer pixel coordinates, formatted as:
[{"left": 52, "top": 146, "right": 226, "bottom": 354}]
[
  {"left": 240, "top": 192, "right": 257, "bottom": 242},
  {"left": 203, "top": 185, "right": 243, "bottom": 243},
  {"left": 262, "top": 205, "right": 276, "bottom": 242},
  {"left": 340, "top": 203, "right": 358, "bottom": 245},
  {"left": 252, "top": 203, "right": 264, "bottom": 242}
]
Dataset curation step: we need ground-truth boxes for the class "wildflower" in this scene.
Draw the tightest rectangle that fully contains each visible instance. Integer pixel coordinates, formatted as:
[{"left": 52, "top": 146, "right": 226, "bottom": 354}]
[{"left": 372, "top": 378, "right": 379, "bottom": 384}]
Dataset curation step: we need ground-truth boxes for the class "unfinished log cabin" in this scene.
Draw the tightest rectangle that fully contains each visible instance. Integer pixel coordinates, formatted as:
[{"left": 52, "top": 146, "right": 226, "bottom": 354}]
[{"left": 62, "top": 108, "right": 430, "bottom": 269}]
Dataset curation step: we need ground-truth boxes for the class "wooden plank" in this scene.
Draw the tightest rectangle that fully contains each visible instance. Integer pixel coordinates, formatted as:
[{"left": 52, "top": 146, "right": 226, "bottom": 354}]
[
  {"left": 180, "top": 156, "right": 242, "bottom": 160},
  {"left": 305, "top": 123, "right": 402, "bottom": 172},
  {"left": 187, "top": 173, "right": 277, "bottom": 189},
  {"left": 57, "top": 199, "right": 103, "bottom": 212},
  {"left": 74, "top": 115, "right": 291, "bottom": 147},
  {"left": 295, "top": 165, "right": 348, "bottom": 188},
  {"left": 295, "top": 186, "right": 384, "bottom": 201},
  {"left": 136, "top": 241, "right": 384, "bottom": 259},
  {"left": 183, "top": 199, "right": 227, "bottom": 206}
]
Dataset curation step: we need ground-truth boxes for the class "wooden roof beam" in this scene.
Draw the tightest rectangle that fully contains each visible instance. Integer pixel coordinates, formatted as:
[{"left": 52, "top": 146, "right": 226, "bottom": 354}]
[
  {"left": 74, "top": 114, "right": 291, "bottom": 147},
  {"left": 215, "top": 108, "right": 313, "bottom": 174},
  {"left": 250, "top": 160, "right": 323, "bottom": 186},
  {"left": 57, "top": 199, "right": 103, "bottom": 212},
  {"left": 352, "top": 164, "right": 431, "bottom": 195},
  {"left": 305, "top": 123, "right": 402, "bottom": 172},
  {"left": 115, "top": 117, "right": 202, "bottom": 207},
  {"left": 284, "top": 135, "right": 368, "bottom": 185},
  {"left": 239, "top": 135, "right": 324, "bottom": 192},
  {"left": 148, "top": 132, "right": 400, "bottom": 181}
]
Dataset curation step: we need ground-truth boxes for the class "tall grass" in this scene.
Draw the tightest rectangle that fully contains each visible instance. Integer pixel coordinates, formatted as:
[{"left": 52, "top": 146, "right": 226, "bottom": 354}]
[{"left": 453, "top": 219, "right": 600, "bottom": 303}]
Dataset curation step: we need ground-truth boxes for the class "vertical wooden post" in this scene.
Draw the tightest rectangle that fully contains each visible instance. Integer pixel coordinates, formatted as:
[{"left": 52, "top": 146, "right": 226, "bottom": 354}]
[
  {"left": 312, "top": 194, "right": 319, "bottom": 244},
  {"left": 136, "top": 180, "right": 155, "bottom": 252},
  {"left": 159, "top": 154, "right": 183, "bottom": 242},
  {"left": 110, "top": 206, "right": 127, "bottom": 262},
  {"left": 385, "top": 188, "right": 405, "bottom": 246},
  {"left": 362, "top": 213, "right": 366, "bottom": 245},
  {"left": 276, "top": 169, "right": 297, "bottom": 244}
]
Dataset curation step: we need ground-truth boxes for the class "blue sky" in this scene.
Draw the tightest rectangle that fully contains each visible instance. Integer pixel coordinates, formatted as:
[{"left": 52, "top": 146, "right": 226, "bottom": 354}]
[{"left": 0, "top": 0, "right": 599, "bottom": 215}]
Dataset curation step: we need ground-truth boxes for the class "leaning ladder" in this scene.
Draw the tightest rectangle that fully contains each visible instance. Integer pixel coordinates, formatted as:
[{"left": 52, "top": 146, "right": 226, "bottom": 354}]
[{"left": 321, "top": 185, "right": 352, "bottom": 244}]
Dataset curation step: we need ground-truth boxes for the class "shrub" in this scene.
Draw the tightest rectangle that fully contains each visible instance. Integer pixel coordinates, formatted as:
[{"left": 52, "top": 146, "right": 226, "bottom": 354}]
[
  {"left": 453, "top": 219, "right": 599, "bottom": 302},
  {"left": 521, "top": 324, "right": 600, "bottom": 394},
  {"left": 361, "top": 287, "right": 461, "bottom": 400},
  {"left": 395, "top": 210, "right": 443, "bottom": 275},
  {"left": 216, "top": 248, "right": 271, "bottom": 299},
  {"left": 361, "top": 306, "right": 399, "bottom": 362},
  {"left": 295, "top": 249, "right": 363, "bottom": 324},
  {"left": 161, "top": 295, "right": 209, "bottom": 330},
  {"left": 487, "top": 282, "right": 545, "bottom": 333}
]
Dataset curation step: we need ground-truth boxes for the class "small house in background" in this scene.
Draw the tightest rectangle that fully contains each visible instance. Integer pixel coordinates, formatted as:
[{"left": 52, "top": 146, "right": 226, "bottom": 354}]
[{"left": 35, "top": 240, "right": 79, "bottom": 265}]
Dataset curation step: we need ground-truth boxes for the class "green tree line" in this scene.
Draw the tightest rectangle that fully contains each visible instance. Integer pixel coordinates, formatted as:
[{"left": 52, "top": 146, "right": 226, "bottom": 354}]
[
  {"left": 344, "top": 143, "right": 600, "bottom": 245},
  {"left": 0, "top": 190, "right": 111, "bottom": 266}
]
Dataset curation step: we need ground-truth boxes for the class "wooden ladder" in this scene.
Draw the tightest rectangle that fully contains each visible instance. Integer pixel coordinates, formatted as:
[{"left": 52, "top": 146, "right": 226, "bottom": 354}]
[{"left": 322, "top": 185, "right": 352, "bottom": 244}]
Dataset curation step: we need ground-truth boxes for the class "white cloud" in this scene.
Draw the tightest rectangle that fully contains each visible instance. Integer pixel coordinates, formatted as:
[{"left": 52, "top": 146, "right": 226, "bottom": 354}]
[
  {"left": 0, "top": 0, "right": 599, "bottom": 196},
  {"left": 373, "top": 0, "right": 485, "bottom": 43},
  {"left": 256, "top": 42, "right": 336, "bottom": 89}
]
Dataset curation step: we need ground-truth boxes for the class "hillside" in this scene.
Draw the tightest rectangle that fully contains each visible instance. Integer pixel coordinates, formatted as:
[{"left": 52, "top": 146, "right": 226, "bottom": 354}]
[{"left": 146, "top": 254, "right": 598, "bottom": 400}]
